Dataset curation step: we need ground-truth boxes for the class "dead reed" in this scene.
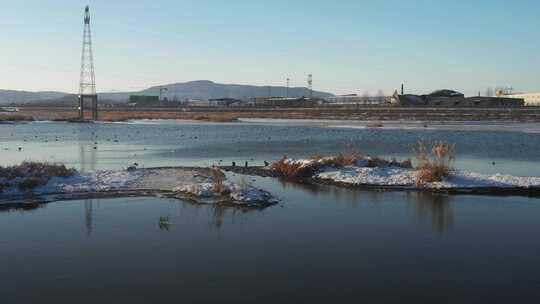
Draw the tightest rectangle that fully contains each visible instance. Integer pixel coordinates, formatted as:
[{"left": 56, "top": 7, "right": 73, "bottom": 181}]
[
  {"left": 211, "top": 167, "right": 229, "bottom": 194},
  {"left": 414, "top": 141, "right": 455, "bottom": 187}
]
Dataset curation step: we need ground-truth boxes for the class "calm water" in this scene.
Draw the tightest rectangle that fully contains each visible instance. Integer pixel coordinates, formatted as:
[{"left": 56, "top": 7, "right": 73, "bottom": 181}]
[{"left": 1, "top": 120, "right": 540, "bottom": 303}]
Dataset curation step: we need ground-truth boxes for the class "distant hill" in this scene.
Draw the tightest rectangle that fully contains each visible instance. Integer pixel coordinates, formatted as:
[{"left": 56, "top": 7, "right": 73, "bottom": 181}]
[
  {"left": 134, "top": 80, "right": 334, "bottom": 101},
  {"left": 0, "top": 90, "right": 68, "bottom": 105},
  {"left": 0, "top": 80, "right": 335, "bottom": 104}
]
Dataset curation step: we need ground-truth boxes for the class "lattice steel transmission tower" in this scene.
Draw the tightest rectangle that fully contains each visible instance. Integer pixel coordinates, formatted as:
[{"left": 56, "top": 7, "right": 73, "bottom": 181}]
[{"left": 78, "top": 6, "right": 98, "bottom": 120}]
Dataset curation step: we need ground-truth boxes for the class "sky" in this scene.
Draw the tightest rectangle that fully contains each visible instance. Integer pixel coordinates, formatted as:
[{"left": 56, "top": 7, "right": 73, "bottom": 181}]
[{"left": 0, "top": 0, "right": 539, "bottom": 96}]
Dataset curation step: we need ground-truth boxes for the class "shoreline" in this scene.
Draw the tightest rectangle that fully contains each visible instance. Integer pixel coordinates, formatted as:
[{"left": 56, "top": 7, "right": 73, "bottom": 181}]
[
  {"left": 2, "top": 164, "right": 540, "bottom": 211},
  {"left": 6, "top": 106, "right": 540, "bottom": 123},
  {"left": 222, "top": 165, "right": 540, "bottom": 197}
]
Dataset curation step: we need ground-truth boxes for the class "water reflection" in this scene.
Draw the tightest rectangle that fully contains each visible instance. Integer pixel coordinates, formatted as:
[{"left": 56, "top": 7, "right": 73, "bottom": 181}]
[
  {"left": 77, "top": 125, "right": 98, "bottom": 172},
  {"left": 0, "top": 202, "right": 45, "bottom": 213},
  {"left": 207, "top": 205, "right": 256, "bottom": 229},
  {"left": 84, "top": 199, "right": 94, "bottom": 236},
  {"left": 158, "top": 215, "right": 172, "bottom": 231},
  {"left": 406, "top": 192, "right": 454, "bottom": 234},
  {"left": 274, "top": 178, "right": 453, "bottom": 233}
]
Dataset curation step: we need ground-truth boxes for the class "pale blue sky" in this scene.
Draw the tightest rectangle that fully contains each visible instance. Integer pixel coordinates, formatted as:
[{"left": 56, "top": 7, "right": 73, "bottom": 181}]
[{"left": 0, "top": 0, "right": 538, "bottom": 96}]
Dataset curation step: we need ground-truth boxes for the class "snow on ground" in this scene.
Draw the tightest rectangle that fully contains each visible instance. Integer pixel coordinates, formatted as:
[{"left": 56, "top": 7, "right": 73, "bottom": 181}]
[
  {"left": 173, "top": 183, "right": 216, "bottom": 197},
  {"left": 1, "top": 166, "right": 275, "bottom": 206},
  {"left": 1, "top": 170, "right": 146, "bottom": 196},
  {"left": 317, "top": 166, "right": 416, "bottom": 186},
  {"left": 430, "top": 171, "right": 540, "bottom": 189},
  {"left": 291, "top": 158, "right": 540, "bottom": 189},
  {"left": 174, "top": 181, "right": 274, "bottom": 205},
  {"left": 54, "top": 170, "right": 144, "bottom": 192}
]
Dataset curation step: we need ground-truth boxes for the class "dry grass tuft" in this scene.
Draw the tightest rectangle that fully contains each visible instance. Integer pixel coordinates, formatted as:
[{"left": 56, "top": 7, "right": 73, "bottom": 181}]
[
  {"left": 313, "top": 153, "right": 361, "bottom": 167},
  {"left": 17, "top": 177, "right": 49, "bottom": 191},
  {"left": 0, "top": 162, "right": 76, "bottom": 180},
  {"left": 366, "top": 157, "right": 413, "bottom": 169},
  {"left": 270, "top": 156, "right": 320, "bottom": 180},
  {"left": 414, "top": 141, "right": 455, "bottom": 187},
  {"left": 211, "top": 167, "right": 229, "bottom": 194},
  {"left": 193, "top": 113, "right": 239, "bottom": 122},
  {"left": 0, "top": 162, "right": 77, "bottom": 191}
]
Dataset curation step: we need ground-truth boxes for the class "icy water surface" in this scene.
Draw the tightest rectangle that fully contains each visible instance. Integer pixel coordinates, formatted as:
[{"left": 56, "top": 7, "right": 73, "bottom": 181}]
[
  {"left": 1, "top": 120, "right": 540, "bottom": 303},
  {"left": 1, "top": 120, "right": 539, "bottom": 175}
]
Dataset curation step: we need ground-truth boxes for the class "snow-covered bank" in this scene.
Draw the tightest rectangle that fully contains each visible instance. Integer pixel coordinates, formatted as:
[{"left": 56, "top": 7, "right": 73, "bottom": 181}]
[
  {"left": 317, "top": 166, "right": 540, "bottom": 189},
  {"left": 263, "top": 157, "right": 540, "bottom": 195},
  {"left": 0, "top": 169, "right": 145, "bottom": 196},
  {"left": 1, "top": 167, "right": 277, "bottom": 208},
  {"left": 173, "top": 181, "right": 276, "bottom": 207}
]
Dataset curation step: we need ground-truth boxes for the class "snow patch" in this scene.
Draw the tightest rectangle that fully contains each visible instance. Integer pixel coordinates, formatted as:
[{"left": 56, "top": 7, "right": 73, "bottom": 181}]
[
  {"left": 317, "top": 166, "right": 416, "bottom": 186},
  {"left": 286, "top": 157, "right": 540, "bottom": 190},
  {"left": 174, "top": 181, "right": 274, "bottom": 205}
]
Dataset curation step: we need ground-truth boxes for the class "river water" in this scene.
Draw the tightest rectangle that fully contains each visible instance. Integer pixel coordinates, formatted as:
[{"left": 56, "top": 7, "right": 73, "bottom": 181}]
[{"left": 1, "top": 120, "right": 540, "bottom": 303}]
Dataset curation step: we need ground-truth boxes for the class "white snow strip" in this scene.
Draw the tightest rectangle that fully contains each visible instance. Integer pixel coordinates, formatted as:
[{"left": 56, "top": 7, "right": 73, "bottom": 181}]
[
  {"left": 281, "top": 157, "right": 540, "bottom": 189},
  {"left": 2, "top": 170, "right": 145, "bottom": 196},
  {"left": 174, "top": 182, "right": 274, "bottom": 204},
  {"left": 430, "top": 171, "right": 540, "bottom": 189},
  {"left": 317, "top": 166, "right": 416, "bottom": 186}
]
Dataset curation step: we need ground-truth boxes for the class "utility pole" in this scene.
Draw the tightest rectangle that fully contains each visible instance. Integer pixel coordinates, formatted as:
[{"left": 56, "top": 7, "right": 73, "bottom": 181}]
[
  {"left": 308, "top": 74, "right": 313, "bottom": 99},
  {"left": 286, "top": 78, "right": 290, "bottom": 98},
  {"left": 78, "top": 6, "right": 98, "bottom": 120}
]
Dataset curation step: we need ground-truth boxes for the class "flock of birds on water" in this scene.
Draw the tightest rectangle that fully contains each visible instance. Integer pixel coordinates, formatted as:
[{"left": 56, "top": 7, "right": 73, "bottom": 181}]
[{"left": 1, "top": 125, "right": 270, "bottom": 170}]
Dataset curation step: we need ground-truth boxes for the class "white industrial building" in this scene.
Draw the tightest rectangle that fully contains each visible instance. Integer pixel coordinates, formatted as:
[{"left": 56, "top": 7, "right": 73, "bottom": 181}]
[
  {"left": 326, "top": 94, "right": 389, "bottom": 105},
  {"left": 503, "top": 93, "right": 540, "bottom": 106}
]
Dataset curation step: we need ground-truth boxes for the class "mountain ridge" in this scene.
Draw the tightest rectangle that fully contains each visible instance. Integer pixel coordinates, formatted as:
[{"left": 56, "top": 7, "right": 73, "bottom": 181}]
[{"left": 0, "top": 80, "right": 335, "bottom": 104}]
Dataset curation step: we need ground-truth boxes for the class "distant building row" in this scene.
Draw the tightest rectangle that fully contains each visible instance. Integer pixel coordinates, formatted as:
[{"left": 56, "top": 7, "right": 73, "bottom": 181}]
[
  {"left": 496, "top": 90, "right": 540, "bottom": 106},
  {"left": 127, "top": 89, "right": 540, "bottom": 108},
  {"left": 392, "top": 89, "right": 524, "bottom": 108}
]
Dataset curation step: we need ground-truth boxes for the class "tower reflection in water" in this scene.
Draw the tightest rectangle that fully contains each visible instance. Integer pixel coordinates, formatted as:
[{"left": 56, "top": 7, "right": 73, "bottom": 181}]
[{"left": 79, "top": 131, "right": 98, "bottom": 236}]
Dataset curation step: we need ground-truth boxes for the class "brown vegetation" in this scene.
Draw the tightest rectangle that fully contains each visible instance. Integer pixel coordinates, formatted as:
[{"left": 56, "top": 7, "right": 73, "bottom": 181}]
[
  {"left": 414, "top": 141, "right": 455, "bottom": 187},
  {"left": 270, "top": 156, "right": 319, "bottom": 180},
  {"left": 367, "top": 156, "right": 413, "bottom": 169},
  {"left": 0, "top": 114, "right": 34, "bottom": 122},
  {"left": 311, "top": 153, "right": 360, "bottom": 167},
  {"left": 193, "top": 113, "right": 239, "bottom": 122},
  {"left": 271, "top": 152, "right": 412, "bottom": 180},
  {"left": 14, "top": 106, "right": 540, "bottom": 123},
  {"left": 0, "top": 162, "right": 77, "bottom": 192},
  {"left": 211, "top": 167, "right": 229, "bottom": 194}
]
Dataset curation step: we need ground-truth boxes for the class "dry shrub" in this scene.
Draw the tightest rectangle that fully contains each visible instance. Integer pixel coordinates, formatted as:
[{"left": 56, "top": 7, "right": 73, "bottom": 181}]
[
  {"left": 17, "top": 177, "right": 49, "bottom": 191},
  {"left": 0, "top": 162, "right": 77, "bottom": 191},
  {"left": 330, "top": 153, "right": 360, "bottom": 166},
  {"left": 366, "top": 156, "right": 390, "bottom": 168},
  {"left": 310, "top": 154, "right": 325, "bottom": 161},
  {"left": 0, "top": 162, "right": 76, "bottom": 180},
  {"left": 270, "top": 156, "right": 319, "bottom": 180},
  {"left": 414, "top": 141, "right": 455, "bottom": 187},
  {"left": 211, "top": 167, "right": 229, "bottom": 194},
  {"left": 367, "top": 157, "right": 413, "bottom": 169},
  {"left": 193, "top": 113, "right": 238, "bottom": 122},
  {"left": 0, "top": 114, "right": 34, "bottom": 122},
  {"left": 399, "top": 159, "right": 413, "bottom": 169},
  {"left": 311, "top": 151, "right": 363, "bottom": 168}
]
